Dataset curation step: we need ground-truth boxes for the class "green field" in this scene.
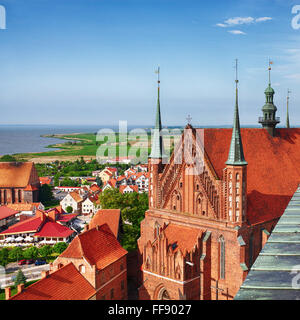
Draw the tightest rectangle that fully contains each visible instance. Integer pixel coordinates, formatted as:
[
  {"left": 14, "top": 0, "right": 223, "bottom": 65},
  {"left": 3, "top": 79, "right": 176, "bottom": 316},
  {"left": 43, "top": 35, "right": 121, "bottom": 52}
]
[{"left": 13, "top": 131, "right": 180, "bottom": 163}]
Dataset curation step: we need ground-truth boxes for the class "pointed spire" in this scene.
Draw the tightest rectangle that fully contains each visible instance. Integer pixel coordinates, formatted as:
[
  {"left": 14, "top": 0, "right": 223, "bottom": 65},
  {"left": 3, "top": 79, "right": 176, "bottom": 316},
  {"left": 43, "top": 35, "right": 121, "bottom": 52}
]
[
  {"left": 149, "top": 66, "right": 167, "bottom": 159},
  {"left": 286, "top": 89, "right": 291, "bottom": 128},
  {"left": 226, "top": 59, "right": 247, "bottom": 166}
]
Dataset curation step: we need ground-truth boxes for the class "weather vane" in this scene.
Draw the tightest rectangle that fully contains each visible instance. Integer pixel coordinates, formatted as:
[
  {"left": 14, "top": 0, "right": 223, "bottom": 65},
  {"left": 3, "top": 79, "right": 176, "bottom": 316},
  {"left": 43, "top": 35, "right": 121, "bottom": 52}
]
[{"left": 186, "top": 114, "right": 192, "bottom": 124}]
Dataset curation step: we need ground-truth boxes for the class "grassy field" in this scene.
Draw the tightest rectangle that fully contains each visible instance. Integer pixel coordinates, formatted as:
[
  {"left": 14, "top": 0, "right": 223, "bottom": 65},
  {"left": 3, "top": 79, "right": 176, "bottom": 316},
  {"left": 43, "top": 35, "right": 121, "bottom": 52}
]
[{"left": 14, "top": 131, "right": 180, "bottom": 163}]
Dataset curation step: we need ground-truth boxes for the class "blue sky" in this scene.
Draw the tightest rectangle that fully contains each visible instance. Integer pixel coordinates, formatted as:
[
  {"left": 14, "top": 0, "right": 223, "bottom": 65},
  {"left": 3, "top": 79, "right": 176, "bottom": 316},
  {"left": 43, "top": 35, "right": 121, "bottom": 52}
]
[{"left": 0, "top": 0, "right": 299, "bottom": 127}]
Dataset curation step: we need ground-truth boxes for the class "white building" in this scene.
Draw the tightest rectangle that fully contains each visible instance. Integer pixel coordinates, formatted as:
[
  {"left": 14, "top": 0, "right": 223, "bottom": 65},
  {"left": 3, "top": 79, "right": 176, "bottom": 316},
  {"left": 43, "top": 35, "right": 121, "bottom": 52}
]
[{"left": 60, "top": 192, "right": 84, "bottom": 214}]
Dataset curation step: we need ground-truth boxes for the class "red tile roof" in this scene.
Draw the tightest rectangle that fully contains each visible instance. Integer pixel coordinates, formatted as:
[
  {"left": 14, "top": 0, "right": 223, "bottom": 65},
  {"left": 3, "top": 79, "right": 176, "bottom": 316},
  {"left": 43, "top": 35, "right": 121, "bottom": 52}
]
[
  {"left": 60, "top": 224, "right": 127, "bottom": 269},
  {"left": 90, "top": 184, "right": 101, "bottom": 193},
  {"left": 24, "top": 184, "right": 39, "bottom": 191},
  {"left": 39, "top": 177, "right": 52, "bottom": 185},
  {"left": 202, "top": 128, "right": 300, "bottom": 224},
  {"left": 119, "top": 185, "right": 139, "bottom": 194},
  {"left": 34, "top": 221, "right": 74, "bottom": 238},
  {"left": 56, "top": 214, "right": 77, "bottom": 223},
  {"left": 69, "top": 191, "right": 83, "bottom": 203},
  {"left": 89, "top": 209, "right": 121, "bottom": 238},
  {"left": 0, "top": 206, "right": 18, "bottom": 220},
  {"left": 10, "top": 263, "right": 96, "bottom": 300},
  {"left": 0, "top": 217, "right": 42, "bottom": 235},
  {"left": 163, "top": 223, "right": 203, "bottom": 253},
  {"left": 0, "top": 210, "right": 75, "bottom": 238}
]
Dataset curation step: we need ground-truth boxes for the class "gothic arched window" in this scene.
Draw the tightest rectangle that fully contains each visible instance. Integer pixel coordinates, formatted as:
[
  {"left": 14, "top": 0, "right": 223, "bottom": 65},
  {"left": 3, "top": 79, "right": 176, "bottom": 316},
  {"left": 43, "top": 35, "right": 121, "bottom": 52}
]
[
  {"left": 219, "top": 236, "right": 225, "bottom": 279},
  {"left": 154, "top": 222, "right": 160, "bottom": 239}
]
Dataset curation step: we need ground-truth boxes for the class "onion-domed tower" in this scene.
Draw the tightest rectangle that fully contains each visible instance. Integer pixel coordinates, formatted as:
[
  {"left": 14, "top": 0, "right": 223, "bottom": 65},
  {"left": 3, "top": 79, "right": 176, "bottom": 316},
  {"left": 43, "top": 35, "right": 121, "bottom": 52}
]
[{"left": 258, "top": 61, "right": 280, "bottom": 136}]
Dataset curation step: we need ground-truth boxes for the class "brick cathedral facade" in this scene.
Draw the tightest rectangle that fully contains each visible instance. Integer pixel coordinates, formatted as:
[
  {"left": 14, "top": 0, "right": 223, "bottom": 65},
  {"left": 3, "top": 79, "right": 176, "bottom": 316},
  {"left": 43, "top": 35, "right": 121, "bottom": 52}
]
[{"left": 138, "top": 68, "right": 300, "bottom": 300}]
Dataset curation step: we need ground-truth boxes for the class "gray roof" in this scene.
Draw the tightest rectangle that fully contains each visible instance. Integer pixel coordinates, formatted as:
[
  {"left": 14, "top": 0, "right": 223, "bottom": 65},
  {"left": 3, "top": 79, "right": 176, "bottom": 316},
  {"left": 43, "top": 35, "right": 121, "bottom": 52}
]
[{"left": 235, "top": 187, "right": 300, "bottom": 300}]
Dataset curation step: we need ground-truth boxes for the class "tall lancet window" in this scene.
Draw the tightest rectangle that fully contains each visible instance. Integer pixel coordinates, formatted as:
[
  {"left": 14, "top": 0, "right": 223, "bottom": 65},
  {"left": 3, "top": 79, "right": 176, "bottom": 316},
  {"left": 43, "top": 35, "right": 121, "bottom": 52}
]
[{"left": 219, "top": 236, "right": 225, "bottom": 279}]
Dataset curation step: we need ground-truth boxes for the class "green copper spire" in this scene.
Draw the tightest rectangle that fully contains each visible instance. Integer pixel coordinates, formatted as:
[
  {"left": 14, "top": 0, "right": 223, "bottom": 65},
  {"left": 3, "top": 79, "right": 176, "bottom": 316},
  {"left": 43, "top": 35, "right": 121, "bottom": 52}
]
[
  {"left": 286, "top": 89, "right": 291, "bottom": 128},
  {"left": 149, "top": 67, "right": 167, "bottom": 159},
  {"left": 258, "top": 60, "right": 280, "bottom": 136},
  {"left": 226, "top": 60, "right": 247, "bottom": 166}
]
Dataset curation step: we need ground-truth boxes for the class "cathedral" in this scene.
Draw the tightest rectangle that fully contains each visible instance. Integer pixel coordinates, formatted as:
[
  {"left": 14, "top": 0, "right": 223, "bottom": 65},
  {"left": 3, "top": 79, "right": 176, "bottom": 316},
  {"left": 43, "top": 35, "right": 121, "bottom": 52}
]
[{"left": 137, "top": 65, "right": 300, "bottom": 300}]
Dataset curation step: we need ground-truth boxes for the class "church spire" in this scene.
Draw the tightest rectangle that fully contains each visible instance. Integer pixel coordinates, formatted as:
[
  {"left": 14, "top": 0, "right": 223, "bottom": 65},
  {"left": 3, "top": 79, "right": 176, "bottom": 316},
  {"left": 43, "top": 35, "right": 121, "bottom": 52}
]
[
  {"left": 149, "top": 66, "right": 166, "bottom": 159},
  {"left": 286, "top": 89, "right": 291, "bottom": 128},
  {"left": 226, "top": 59, "right": 247, "bottom": 166}
]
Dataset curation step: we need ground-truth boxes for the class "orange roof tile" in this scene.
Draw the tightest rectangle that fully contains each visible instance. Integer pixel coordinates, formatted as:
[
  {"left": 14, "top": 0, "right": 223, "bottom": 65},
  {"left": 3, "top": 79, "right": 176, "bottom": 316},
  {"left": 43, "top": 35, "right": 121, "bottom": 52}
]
[
  {"left": 0, "top": 162, "right": 38, "bottom": 188},
  {"left": 89, "top": 209, "right": 121, "bottom": 238},
  {"left": 69, "top": 191, "right": 83, "bottom": 203},
  {"left": 10, "top": 263, "right": 96, "bottom": 300},
  {"left": 119, "top": 185, "right": 139, "bottom": 194},
  {"left": 60, "top": 224, "right": 127, "bottom": 270},
  {"left": 0, "top": 206, "right": 18, "bottom": 220},
  {"left": 6, "top": 203, "right": 36, "bottom": 212},
  {"left": 163, "top": 223, "right": 203, "bottom": 253}
]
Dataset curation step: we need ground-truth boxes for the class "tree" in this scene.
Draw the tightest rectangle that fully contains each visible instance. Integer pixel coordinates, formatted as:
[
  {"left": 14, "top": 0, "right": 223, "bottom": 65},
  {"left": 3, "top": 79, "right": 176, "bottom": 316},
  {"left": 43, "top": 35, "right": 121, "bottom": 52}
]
[
  {"left": 39, "top": 184, "right": 55, "bottom": 205},
  {"left": 15, "top": 269, "right": 26, "bottom": 286},
  {"left": 66, "top": 206, "right": 73, "bottom": 213},
  {"left": 0, "top": 248, "right": 9, "bottom": 267},
  {"left": 39, "top": 245, "right": 52, "bottom": 259},
  {"left": 96, "top": 176, "right": 103, "bottom": 188},
  {"left": 53, "top": 242, "right": 68, "bottom": 254},
  {"left": 8, "top": 247, "right": 23, "bottom": 262},
  {"left": 23, "top": 247, "right": 39, "bottom": 260},
  {"left": 99, "top": 188, "right": 148, "bottom": 251},
  {"left": 0, "top": 155, "right": 17, "bottom": 162}
]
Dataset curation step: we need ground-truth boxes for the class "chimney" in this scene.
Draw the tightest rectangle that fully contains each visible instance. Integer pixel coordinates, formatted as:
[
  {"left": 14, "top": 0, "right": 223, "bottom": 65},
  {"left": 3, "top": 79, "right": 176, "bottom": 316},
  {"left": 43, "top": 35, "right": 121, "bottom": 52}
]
[
  {"left": 84, "top": 224, "right": 89, "bottom": 232},
  {"left": 17, "top": 283, "right": 24, "bottom": 294},
  {"left": 5, "top": 287, "right": 11, "bottom": 300},
  {"left": 41, "top": 270, "right": 49, "bottom": 279}
]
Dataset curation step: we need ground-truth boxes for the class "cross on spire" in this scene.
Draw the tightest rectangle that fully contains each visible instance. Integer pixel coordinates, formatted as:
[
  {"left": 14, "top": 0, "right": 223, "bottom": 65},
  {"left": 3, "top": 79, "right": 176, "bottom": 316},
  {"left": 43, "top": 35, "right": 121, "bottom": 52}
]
[
  {"left": 186, "top": 114, "right": 192, "bottom": 125},
  {"left": 268, "top": 59, "right": 273, "bottom": 86}
]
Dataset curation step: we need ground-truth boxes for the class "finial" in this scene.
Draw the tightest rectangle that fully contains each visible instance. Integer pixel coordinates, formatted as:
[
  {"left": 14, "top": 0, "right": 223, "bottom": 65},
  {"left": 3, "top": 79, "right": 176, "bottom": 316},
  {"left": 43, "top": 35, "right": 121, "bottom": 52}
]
[
  {"left": 155, "top": 66, "right": 160, "bottom": 86},
  {"left": 235, "top": 58, "right": 239, "bottom": 85},
  {"left": 287, "top": 89, "right": 291, "bottom": 128},
  {"left": 268, "top": 59, "right": 273, "bottom": 85},
  {"left": 186, "top": 114, "right": 192, "bottom": 125}
]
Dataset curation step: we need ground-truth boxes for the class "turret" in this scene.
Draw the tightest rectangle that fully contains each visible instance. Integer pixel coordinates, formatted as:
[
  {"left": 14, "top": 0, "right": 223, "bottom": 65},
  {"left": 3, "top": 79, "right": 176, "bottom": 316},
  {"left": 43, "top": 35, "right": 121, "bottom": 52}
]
[
  {"left": 258, "top": 61, "right": 280, "bottom": 136},
  {"left": 225, "top": 59, "right": 247, "bottom": 225}
]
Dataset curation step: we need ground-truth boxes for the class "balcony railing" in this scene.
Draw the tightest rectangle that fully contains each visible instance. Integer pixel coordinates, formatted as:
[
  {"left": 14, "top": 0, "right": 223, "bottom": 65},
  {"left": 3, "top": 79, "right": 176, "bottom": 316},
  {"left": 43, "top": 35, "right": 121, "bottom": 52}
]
[{"left": 258, "top": 117, "right": 280, "bottom": 123}]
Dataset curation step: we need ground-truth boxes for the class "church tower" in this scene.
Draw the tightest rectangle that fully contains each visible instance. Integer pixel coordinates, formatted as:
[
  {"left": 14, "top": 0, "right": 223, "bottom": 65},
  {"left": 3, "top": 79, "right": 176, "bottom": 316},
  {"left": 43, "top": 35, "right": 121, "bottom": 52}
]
[
  {"left": 225, "top": 60, "right": 248, "bottom": 225},
  {"left": 258, "top": 61, "right": 280, "bottom": 136},
  {"left": 148, "top": 67, "right": 167, "bottom": 209}
]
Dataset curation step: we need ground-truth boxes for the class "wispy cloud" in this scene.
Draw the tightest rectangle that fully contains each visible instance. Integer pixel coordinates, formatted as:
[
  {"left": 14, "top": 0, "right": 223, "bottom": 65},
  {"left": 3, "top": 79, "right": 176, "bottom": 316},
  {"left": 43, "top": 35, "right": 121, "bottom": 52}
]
[
  {"left": 256, "top": 17, "right": 272, "bottom": 23},
  {"left": 228, "top": 30, "right": 246, "bottom": 35},
  {"left": 216, "top": 16, "right": 273, "bottom": 28},
  {"left": 225, "top": 17, "right": 255, "bottom": 26}
]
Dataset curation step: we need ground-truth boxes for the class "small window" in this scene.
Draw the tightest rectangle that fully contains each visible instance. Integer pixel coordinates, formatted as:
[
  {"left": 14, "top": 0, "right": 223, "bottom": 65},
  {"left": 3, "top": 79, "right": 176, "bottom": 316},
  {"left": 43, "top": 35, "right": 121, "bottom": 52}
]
[
  {"left": 79, "top": 265, "right": 86, "bottom": 274},
  {"left": 120, "top": 263, "right": 124, "bottom": 271}
]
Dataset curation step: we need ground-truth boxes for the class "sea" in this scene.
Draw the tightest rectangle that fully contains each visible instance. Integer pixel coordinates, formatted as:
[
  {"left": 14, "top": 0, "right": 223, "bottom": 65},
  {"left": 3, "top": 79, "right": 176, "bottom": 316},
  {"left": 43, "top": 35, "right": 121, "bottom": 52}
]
[
  {"left": 0, "top": 125, "right": 111, "bottom": 156},
  {"left": 0, "top": 124, "right": 262, "bottom": 156}
]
